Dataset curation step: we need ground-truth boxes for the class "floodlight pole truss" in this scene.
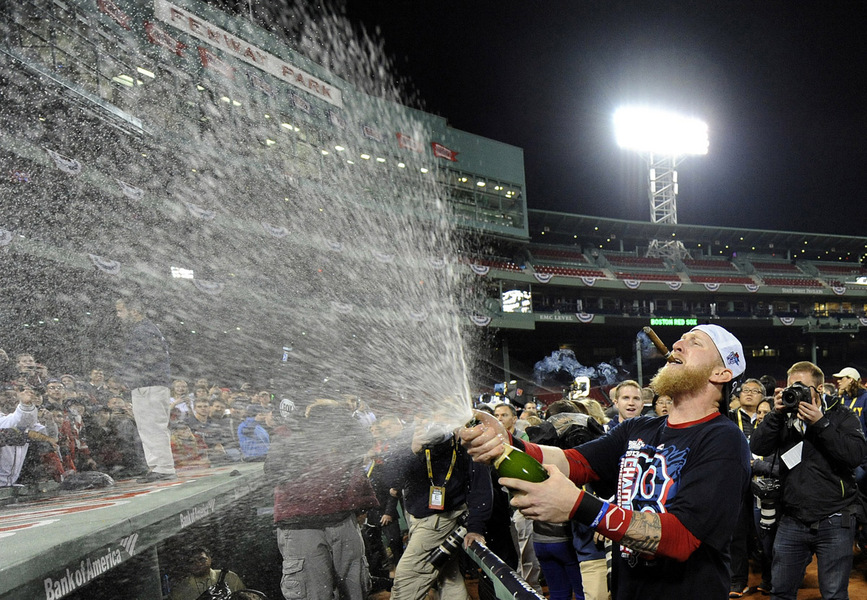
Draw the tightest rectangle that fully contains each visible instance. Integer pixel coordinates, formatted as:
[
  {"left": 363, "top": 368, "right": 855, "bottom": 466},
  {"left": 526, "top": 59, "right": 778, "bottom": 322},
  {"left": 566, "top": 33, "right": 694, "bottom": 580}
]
[{"left": 644, "top": 153, "right": 690, "bottom": 261}]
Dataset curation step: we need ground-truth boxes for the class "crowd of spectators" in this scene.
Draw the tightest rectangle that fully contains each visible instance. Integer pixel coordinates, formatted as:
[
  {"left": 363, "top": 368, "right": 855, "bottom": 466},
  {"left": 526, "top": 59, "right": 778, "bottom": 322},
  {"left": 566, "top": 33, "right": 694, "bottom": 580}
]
[
  {"left": 0, "top": 348, "right": 292, "bottom": 488},
  {"left": 5, "top": 342, "right": 867, "bottom": 600}
]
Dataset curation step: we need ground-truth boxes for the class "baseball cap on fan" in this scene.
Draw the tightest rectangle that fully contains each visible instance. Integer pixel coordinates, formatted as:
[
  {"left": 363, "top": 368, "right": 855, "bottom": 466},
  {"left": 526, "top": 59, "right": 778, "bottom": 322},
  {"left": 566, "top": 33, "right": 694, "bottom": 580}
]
[
  {"left": 690, "top": 324, "right": 745, "bottom": 379},
  {"left": 833, "top": 367, "right": 861, "bottom": 380}
]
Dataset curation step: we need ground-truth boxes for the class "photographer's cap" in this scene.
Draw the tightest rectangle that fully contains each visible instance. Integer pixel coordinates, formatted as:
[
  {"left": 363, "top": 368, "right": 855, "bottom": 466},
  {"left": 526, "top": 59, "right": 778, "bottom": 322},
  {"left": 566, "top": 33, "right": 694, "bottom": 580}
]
[
  {"left": 833, "top": 367, "right": 861, "bottom": 380},
  {"left": 690, "top": 324, "right": 745, "bottom": 378}
]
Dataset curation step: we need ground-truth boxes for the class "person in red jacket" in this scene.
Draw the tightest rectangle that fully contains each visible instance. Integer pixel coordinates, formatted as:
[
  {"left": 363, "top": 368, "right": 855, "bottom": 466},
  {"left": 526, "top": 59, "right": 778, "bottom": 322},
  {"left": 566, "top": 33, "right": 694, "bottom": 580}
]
[{"left": 265, "top": 397, "right": 377, "bottom": 600}]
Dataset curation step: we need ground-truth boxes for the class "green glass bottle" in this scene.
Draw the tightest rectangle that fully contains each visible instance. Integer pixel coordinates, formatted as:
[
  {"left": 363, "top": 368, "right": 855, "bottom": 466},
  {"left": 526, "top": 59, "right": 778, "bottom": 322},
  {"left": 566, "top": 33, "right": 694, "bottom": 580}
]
[{"left": 493, "top": 444, "right": 549, "bottom": 483}]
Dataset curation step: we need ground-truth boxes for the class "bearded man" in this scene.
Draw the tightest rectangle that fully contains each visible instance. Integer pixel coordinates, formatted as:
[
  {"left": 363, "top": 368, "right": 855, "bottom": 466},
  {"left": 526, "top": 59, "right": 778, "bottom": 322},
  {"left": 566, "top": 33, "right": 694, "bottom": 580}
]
[{"left": 461, "top": 324, "right": 751, "bottom": 600}]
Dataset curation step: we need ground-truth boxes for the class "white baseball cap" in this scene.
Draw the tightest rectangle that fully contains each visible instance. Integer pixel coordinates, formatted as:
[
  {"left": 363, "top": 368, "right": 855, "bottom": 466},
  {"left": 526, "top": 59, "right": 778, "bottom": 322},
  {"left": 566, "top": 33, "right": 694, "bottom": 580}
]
[
  {"left": 833, "top": 367, "right": 861, "bottom": 380},
  {"left": 690, "top": 324, "right": 745, "bottom": 379}
]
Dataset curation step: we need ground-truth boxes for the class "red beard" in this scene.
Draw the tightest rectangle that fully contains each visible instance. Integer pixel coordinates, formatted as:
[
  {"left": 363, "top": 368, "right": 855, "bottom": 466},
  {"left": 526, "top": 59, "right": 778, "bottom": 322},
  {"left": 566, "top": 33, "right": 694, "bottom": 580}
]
[{"left": 650, "top": 361, "right": 715, "bottom": 399}]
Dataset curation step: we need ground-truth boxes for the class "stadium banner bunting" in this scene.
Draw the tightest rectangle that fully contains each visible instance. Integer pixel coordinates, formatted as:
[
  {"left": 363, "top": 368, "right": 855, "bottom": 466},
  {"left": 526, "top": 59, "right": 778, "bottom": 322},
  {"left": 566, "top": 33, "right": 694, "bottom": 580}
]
[
  {"left": 703, "top": 283, "right": 720, "bottom": 292},
  {"left": 184, "top": 202, "right": 216, "bottom": 221},
  {"left": 576, "top": 312, "right": 595, "bottom": 323},
  {"left": 581, "top": 277, "right": 597, "bottom": 286},
  {"left": 778, "top": 317, "right": 796, "bottom": 326},
  {"left": 666, "top": 281, "right": 682, "bottom": 290},
  {"left": 533, "top": 273, "right": 553, "bottom": 284},
  {"left": 470, "top": 264, "right": 491, "bottom": 276},
  {"left": 88, "top": 254, "right": 121, "bottom": 275},
  {"left": 45, "top": 148, "right": 82, "bottom": 175},
  {"left": 744, "top": 283, "right": 759, "bottom": 293},
  {"left": 116, "top": 179, "right": 144, "bottom": 200},
  {"left": 262, "top": 222, "right": 288, "bottom": 238},
  {"left": 192, "top": 280, "right": 225, "bottom": 295},
  {"left": 470, "top": 314, "right": 492, "bottom": 327},
  {"left": 623, "top": 279, "right": 640, "bottom": 289}
]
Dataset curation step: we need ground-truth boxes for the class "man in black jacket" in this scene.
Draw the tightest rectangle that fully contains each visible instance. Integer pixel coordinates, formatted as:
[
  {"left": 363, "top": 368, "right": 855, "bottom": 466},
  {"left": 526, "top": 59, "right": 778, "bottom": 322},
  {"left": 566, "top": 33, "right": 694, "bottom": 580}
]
[{"left": 750, "top": 360, "right": 867, "bottom": 600}]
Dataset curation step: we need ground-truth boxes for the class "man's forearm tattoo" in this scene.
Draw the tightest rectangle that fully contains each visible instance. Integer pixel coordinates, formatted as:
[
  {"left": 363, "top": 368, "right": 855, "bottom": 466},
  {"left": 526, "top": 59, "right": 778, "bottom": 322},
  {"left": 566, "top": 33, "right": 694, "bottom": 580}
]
[{"left": 619, "top": 511, "right": 662, "bottom": 554}]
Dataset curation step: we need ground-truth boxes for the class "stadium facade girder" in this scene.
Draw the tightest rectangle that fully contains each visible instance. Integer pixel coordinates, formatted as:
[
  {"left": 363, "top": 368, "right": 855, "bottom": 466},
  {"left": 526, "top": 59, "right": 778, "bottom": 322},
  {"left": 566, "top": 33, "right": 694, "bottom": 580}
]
[{"left": 529, "top": 210, "right": 867, "bottom": 261}]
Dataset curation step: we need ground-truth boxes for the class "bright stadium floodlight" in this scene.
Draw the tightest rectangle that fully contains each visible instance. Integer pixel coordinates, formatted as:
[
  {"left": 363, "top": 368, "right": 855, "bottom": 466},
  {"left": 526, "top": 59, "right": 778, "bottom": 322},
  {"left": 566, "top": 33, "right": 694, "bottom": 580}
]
[
  {"left": 614, "top": 107, "right": 708, "bottom": 156},
  {"left": 614, "top": 106, "right": 709, "bottom": 260}
]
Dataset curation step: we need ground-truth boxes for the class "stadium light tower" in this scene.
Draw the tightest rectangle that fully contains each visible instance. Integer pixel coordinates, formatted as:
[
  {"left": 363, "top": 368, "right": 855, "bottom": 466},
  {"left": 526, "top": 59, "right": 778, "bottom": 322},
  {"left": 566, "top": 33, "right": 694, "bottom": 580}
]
[{"left": 614, "top": 106, "right": 709, "bottom": 260}]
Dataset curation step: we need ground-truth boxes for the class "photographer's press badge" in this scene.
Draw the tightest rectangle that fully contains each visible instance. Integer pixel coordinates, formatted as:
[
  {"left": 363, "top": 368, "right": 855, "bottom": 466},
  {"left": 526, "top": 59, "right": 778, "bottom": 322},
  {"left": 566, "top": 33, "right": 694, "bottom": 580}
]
[{"left": 429, "top": 486, "right": 446, "bottom": 510}]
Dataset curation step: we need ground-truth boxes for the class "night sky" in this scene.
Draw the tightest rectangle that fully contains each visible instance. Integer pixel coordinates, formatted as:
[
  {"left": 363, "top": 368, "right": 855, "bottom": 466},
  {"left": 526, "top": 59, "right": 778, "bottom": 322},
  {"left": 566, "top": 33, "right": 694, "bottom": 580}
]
[{"left": 343, "top": 1, "right": 867, "bottom": 237}]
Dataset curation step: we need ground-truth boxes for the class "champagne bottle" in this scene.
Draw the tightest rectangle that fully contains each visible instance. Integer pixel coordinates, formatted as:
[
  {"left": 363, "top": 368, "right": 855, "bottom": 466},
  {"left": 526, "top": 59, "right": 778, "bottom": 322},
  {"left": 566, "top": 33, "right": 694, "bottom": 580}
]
[
  {"left": 465, "top": 415, "right": 549, "bottom": 483},
  {"left": 493, "top": 444, "right": 549, "bottom": 483}
]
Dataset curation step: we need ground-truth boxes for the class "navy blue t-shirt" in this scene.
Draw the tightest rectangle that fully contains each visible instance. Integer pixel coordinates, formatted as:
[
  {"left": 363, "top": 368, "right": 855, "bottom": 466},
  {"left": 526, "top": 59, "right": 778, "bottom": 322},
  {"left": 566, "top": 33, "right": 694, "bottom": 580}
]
[{"left": 577, "top": 413, "right": 750, "bottom": 600}]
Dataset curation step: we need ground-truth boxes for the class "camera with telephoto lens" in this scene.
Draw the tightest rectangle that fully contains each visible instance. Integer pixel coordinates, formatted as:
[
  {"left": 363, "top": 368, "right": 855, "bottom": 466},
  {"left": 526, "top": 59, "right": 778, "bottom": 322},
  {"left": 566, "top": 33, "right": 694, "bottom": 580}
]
[
  {"left": 780, "top": 382, "right": 812, "bottom": 413},
  {"left": 751, "top": 477, "right": 782, "bottom": 531},
  {"left": 425, "top": 525, "right": 467, "bottom": 569}
]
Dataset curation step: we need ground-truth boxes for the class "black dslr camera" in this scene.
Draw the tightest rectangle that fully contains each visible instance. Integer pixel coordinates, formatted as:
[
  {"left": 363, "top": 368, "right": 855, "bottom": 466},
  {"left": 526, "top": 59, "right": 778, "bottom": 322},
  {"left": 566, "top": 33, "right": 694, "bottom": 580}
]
[
  {"left": 780, "top": 382, "right": 812, "bottom": 413},
  {"left": 751, "top": 477, "right": 782, "bottom": 531}
]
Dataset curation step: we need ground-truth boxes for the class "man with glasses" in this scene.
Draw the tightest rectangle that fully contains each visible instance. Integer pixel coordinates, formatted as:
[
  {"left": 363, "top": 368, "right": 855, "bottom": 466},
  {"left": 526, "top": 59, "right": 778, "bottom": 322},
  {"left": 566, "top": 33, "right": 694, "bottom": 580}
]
[
  {"left": 751, "top": 361, "right": 867, "bottom": 600},
  {"left": 44, "top": 380, "right": 67, "bottom": 409},
  {"left": 728, "top": 379, "right": 767, "bottom": 597}
]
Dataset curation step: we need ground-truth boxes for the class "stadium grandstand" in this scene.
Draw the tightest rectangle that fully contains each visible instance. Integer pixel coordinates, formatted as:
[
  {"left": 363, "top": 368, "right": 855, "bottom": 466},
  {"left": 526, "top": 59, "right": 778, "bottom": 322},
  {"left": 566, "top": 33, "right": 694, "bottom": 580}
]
[{"left": 465, "top": 212, "right": 867, "bottom": 392}]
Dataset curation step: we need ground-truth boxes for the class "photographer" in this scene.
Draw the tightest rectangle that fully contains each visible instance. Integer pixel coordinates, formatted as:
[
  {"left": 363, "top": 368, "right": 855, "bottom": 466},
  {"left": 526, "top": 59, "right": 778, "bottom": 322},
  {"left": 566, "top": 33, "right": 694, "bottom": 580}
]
[
  {"left": 750, "top": 361, "right": 867, "bottom": 600},
  {"left": 390, "top": 404, "right": 492, "bottom": 600}
]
